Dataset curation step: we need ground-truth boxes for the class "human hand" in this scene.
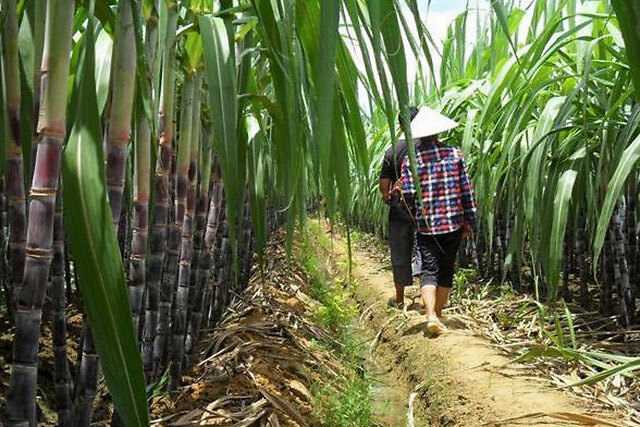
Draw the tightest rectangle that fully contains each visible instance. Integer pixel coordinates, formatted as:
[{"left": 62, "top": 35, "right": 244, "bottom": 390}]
[
  {"left": 462, "top": 223, "right": 471, "bottom": 239},
  {"left": 390, "top": 181, "right": 402, "bottom": 196}
]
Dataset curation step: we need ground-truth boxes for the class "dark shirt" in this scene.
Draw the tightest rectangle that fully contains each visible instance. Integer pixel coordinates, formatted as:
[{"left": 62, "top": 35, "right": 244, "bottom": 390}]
[
  {"left": 379, "top": 140, "right": 410, "bottom": 221},
  {"left": 380, "top": 139, "right": 408, "bottom": 184}
]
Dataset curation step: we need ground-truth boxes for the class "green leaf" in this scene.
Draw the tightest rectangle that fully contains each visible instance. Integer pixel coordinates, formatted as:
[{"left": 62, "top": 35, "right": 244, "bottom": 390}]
[
  {"left": 548, "top": 169, "right": 577, "bottom": 301},
  {"left": 185, "top": 32, "right": 203, "bottom": 70},
  {"left": 612, "top": 0, "right": 640, "bottom": 100},
  {"left": 200, "top": 15, "right": 242, "bottom": 263},
  {"left": 62, "top": 11, "right": 149, "bottom": 426},
  {"left": 315, "top": 0, "right": 341, "bottom": 197},
  {"left": 18, "top": 14, "right": 34, "bottom": 180},
  {"left": 94, "top": 29, "right": 113, "bottom": 114},
  {"left": 563, "top": 302, "right": 577, "bottom": 350},
  {"left": 593, "top": 134, "right": 640, "bottom": 267},
  {"left": 491, "top": 0, "right": 521, "bottom": 63},
  {"left": 525, "top": 97, "right": 565, "bottom": 229},
  {"left": 296, "top": 0, "right": 342, "bottom": 209},
  {"left": 568, "top": 358, "right": 640, "bottom": 388},
  {"left": 0, "top": 46, "right": 5, "bottom": 176},
  {"left": 511, "top": 346, "right": 564, "bottom": 364}
]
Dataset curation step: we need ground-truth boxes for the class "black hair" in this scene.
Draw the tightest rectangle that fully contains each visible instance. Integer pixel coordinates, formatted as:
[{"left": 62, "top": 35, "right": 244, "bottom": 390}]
[{"left": 398, "top": 106, "right": 420, "bottom": 132}]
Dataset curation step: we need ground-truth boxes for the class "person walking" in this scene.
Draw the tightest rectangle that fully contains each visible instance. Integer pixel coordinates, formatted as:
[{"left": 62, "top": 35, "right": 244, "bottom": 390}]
[
  {"left": 379, "top": 107, "right": 420, "bottom": 307},
  {"left": 395, "top": 106, "right": 477, "bottom": 336}
]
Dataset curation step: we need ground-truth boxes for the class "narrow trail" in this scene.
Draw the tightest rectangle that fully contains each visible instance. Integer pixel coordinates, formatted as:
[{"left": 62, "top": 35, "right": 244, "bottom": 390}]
[{"left": 321, "top": 222, "right": 623, "bottom": 427}]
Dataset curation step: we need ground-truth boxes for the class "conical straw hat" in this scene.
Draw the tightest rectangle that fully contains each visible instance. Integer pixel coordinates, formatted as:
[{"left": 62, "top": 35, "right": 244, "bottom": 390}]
[{"left": 400, "top": 106, "right": 458, "bottom": 140}]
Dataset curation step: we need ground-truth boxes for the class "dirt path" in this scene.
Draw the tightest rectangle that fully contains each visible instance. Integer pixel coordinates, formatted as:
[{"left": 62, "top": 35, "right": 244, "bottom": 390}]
[{"left": 322, "top": 223, "right": 622, "bottom": 427}]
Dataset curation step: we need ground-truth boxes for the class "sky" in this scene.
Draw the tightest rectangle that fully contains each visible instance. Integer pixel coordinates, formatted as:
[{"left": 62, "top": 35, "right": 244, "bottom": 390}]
[
  {"left": 349, "top": 1, "right": 491, "bottom": 109},
  {"left": 408, "top": 1, "right": 491, "bottom": 81}
]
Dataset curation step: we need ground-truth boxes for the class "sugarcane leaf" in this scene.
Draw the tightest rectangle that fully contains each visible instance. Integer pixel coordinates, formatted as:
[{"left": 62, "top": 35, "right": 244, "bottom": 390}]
[
  {"left": 462, "top": 108, "right": 478, "bottom": 154},
  {"left": 562, "top": 302, "right": 577, "bottom": 350},
  {"left": 332, "top": 94, "right": 351, "bottom": 211},
  {"left": 511, "top": 346, "right": 564, "bottom": 363},
  {"left": 491, "top": 0, "right": 520, "bottom": 62},
  {"left": 130, "top": 0, "right": 153, "bottom": 131},
  {"left": 81, "top": 0, "right": 117, "bottom": 34},
  {"left": 548, "top": 169, "right": 577, "bottom": 301},
  {"left": 200, "top": 15, "right": 242, "bottom": 263},
  {"left": 185, "top": 32, "right": 203, "bottom": 70},
  {"left": 593, "top": 134, "right": 640, "bottom": 267},
  {"left": 612, "top": 0, "right": 640, "bottom": 101},
  {"left": 251, "top": 0, "right": 300, "bottom": 249},
  {"left": 248, "top": 129, "right": 267, "bottom": 253},
  {"left": 0, "top": 32, "right": 6, "bottom": 177},
  {"left": 297, "top": 0, "right": 341, "bottom": 205},
  {"left": 568, "top": 358, "right": 640, "bottom": 388},
  {"left": 95, "top": 28, "right": 113, "bottom": 114},
  {"left": 243, "top": 93, "right": 283, "bottom": 120},
  {"left": 525, "top": 97, "right": 565, "bottom": 228},
  {"left": 315, "top": 0, "right": 341, "bottom": 195},
  {"left": 18, "top": 14, "right": 33, "bottom": 178},
  {"left": 336, "top": 41, "right": 369, "bottom": 177},
  {"left": 62, "top": 11, "right": 149, "bottom": 427}
]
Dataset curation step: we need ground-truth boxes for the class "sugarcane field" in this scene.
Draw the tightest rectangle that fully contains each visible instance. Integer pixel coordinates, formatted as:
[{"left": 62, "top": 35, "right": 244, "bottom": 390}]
[{"left": 2, "top": 0, "right": 640, "bottom": 426}]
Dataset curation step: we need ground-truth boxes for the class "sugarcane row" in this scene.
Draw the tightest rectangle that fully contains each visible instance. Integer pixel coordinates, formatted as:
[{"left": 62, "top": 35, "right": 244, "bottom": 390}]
[{"left": 0, "top": 1, "right": 277, "bottom": 425}]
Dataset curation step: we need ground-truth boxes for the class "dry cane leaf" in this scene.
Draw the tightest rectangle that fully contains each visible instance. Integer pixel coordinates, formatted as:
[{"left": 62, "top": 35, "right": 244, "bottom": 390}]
[
  {"left": 287, "top": 379, "right": 313, "bottom": 402},
  {"left": 260, "top": 389, "right": 309, "bottom": 427}
]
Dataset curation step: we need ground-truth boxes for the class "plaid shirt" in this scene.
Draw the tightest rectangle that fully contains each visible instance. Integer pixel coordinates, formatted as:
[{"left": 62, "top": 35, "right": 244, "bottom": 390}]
[{"left": 400, "top": 141, "right": 477, "bottom": 235}]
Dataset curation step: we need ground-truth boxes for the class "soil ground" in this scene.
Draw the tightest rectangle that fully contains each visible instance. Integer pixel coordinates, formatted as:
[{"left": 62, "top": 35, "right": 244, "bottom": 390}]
[{"left": 320, "top": 220, "right": 626, "bottom": 427}]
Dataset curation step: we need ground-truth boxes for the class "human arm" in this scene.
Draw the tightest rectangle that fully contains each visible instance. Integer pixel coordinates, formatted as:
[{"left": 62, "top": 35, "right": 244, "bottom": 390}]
[
  {"left": 379, "top": 178, "right": 392, "bottom": 204},
  {"left": 379, "top": 149, "right": 395, "bottom": 204}
]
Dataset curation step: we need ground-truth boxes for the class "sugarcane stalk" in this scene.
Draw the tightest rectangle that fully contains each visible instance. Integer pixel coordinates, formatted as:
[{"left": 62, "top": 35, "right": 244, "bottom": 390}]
[
  {"left": 155, "top": 69, "right": 194, "bottom": 380},
  {"left": 105, "top": 0, "right": 137, "bottom": 231},
  {"left": 199, "top": 170, "right": 223, "bottom": 332},
  {"left": 235, "top": 196, "right": 250, "bottom": 293},
  {"left": 144, "top": 0, "right": 160, "bottom": 89},
  {"left": 169, "top": 70, "right": 198, "bottom": 389},
  {"left": 217, "top": 236, "right": 232, "bottom": 316},
  {"left": 72, "top": 325, "right": 99, "bottom": 426},
  {"left": 6, "top": 1, "right": 75, "bottom": 425},
  {"left": 626, "top": 179, "right": 637, "bottom": 293},
  {"left": 128, "top": 109, "right": 151, "bottom": 340},
  {"left": 146, "top": 4, "right": 178, "bottom": 382},
  {"left": 561, "top": 226, "right": 573, "bottom": 302},
  {"left": 51, "top": 183, "right": 72, "bottom": 426},
  {"left": 30, "top": 0, "right": 47, "bottom": 182},
  {"left": 240, "top": 200, "right": 254, "bottom": 289},
  {"left": 495, "top": 214, "right": 505, "bottom": 281},
  {"left": 2, "top": 0, "right": 27, "bottom": 313},
  {"left": 120, "top": 0, "right": 160, "bottom": 345},
  {"left": 184, "top": 130, "right": 213, "bottom": 369},
  {"left": 0, "top": 178, "right": 9, "bottom": 314},
  {"left": 612, "top": 204, "right": 635, "bottom": 326},
  {"left": 117, "top": 195, "right": 129, "bottom": 258},
  {"left": 600, "top": 232, "right": 613, "bottom": 315},
  {"left": 575, "top": 213, "right": 590, "bottom": 308},
  {"left": 210, "top": 205, "right": 231, "bottom": 325},
  {"left": 209, "top": 195, "right": 228, "bottom": 327}
]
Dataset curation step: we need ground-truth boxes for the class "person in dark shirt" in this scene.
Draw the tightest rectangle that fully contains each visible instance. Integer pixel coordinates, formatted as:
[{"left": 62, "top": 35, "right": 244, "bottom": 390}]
[{"left": 379, "top": 106, "right": 419, "bottom": 307}]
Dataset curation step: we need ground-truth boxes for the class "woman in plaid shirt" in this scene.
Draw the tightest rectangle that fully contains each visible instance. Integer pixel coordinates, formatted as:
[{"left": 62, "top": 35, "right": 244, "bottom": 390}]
[{"left": 392, "top": 107, "right": 477, "bottom": 336}]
